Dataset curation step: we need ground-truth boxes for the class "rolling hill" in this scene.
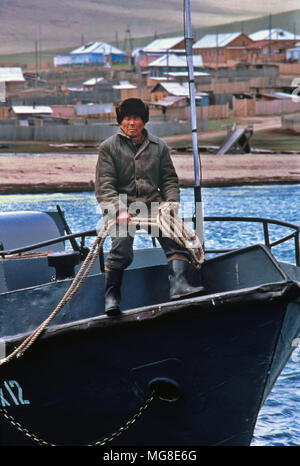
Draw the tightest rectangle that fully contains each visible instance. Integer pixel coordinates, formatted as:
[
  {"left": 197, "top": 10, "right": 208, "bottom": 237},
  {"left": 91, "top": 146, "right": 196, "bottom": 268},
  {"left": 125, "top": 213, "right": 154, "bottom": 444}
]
[{"left": 0, "top": 0, "right": 299, "bottom": 61}]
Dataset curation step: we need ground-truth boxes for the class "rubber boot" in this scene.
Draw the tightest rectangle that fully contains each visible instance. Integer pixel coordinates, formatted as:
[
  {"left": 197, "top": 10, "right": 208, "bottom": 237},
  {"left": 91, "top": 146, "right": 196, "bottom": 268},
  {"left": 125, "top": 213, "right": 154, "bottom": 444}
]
[
  {"left": 104, "top": 269, "right": 123, "bottom": 316},
  {"left": 169, "top": 259, "right": 205, "bottom": 300}
]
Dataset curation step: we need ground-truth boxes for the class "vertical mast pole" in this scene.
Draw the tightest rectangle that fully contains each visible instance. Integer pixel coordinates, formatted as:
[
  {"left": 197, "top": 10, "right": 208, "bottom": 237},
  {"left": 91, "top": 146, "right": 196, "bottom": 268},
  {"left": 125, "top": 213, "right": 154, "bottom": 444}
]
[{"left": 184, "top": 0, "right": 204, "bottom": 243}]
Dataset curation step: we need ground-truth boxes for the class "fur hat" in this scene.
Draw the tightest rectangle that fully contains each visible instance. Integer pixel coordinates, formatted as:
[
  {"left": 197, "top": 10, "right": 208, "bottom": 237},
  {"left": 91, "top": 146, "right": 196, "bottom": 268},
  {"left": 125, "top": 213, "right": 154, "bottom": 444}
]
[{"left": 116, "top": 98, "right": 149, "bottom": 124}]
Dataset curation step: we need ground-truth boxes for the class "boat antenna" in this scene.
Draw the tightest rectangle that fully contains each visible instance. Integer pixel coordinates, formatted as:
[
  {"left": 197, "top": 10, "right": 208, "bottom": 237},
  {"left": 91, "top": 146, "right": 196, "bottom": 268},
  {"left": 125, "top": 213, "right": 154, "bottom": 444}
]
[{"left": 183, "top": 0, "right": 204, "bottom": 244}]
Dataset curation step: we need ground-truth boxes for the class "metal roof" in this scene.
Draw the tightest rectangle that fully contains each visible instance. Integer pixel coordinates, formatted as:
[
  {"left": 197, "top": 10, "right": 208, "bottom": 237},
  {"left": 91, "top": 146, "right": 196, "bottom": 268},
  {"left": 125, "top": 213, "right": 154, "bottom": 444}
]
[
  {"left": 149, "top": 53, "right": 203, "bottom": 67},
  {"left": 193, "top": 32, "right": 242, "bottom": 49},
  {"left": 153, "top": 81, "right": 206, "bottom": 98},
  {"left": 166, "top": 71, "right": 210, "bottom": 77},
  {"left": 71, "top": 41, "right": 127, "bottom": 55},
  {"left": 143, "top": 37, "right": 184, "bottom": 53},
  {"left": 155, "top": 82, "right": 190, "bottom": 96},
  {"left": 272, "top": 92, "right": 297, "bottom": 99},
  {"left": 148, "top": 77, "right": 171, "bottom": 82},
  {"left": 148, "top": 54, "right": 186, "bottom": 67},
  {"left": 113, "top": 81, "right": 137, "bottom": 89},
  {"left": 149, "top": 96, "right": 186, "bottom": 107},
  {"left": 82, "top": 77, "right": 105, "bottom": 86},
  {"left": 0, "top": 67, "right": 25, "bottom": 82},
  {"left": 12, "top": 105, "right": 53, "bottom": 115},
  {"left": 249, "top": 29, "right": 300, "bottom": 41},
  {"left": 259, "top": 92, "right": 295, "bottom": 100}
]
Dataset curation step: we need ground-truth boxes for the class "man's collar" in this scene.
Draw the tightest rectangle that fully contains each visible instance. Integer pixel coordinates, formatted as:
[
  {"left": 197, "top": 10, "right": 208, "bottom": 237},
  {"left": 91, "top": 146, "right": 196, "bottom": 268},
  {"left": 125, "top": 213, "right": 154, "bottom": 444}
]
[{"left": 117, "top": 127, "right": 132, "bottom": 139}]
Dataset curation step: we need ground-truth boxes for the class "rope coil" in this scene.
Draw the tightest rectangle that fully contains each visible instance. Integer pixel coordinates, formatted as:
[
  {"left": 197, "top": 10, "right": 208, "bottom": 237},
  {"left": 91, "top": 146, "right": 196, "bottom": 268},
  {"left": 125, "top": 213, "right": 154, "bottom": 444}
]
[{"left": 0, "top": 204, "right": 204, "bottom": 366}]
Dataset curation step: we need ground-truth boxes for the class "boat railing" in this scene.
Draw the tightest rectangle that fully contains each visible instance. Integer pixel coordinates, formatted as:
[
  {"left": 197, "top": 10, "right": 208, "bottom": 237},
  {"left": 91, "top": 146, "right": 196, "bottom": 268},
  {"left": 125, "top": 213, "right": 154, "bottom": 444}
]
[
  {"left": 0, "top": 216, "right": 299, "bottom": 267},
  {"left": 187, "top": 216, "right": 299, "bottom": 266}
]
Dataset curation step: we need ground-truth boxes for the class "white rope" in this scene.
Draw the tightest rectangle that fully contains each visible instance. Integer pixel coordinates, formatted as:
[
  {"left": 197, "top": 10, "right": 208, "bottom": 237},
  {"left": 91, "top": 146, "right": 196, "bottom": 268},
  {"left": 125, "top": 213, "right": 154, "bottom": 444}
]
[{"left": 0, "top": 204, "right": 204, "bottom": 366}]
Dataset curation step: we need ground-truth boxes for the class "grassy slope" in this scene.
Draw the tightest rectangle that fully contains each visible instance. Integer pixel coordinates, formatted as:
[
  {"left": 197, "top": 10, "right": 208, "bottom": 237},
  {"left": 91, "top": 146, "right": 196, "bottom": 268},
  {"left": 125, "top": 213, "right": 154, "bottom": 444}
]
[{"left": 0, "top": 3, "right": 299, "bottom": 64}]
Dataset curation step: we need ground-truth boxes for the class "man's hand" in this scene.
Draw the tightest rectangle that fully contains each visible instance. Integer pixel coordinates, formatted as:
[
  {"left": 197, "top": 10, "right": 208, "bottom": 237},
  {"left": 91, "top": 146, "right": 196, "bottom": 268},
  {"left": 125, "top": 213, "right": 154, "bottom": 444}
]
[
  {"left": 116, "top": 211, "right": 131, "bottom": 225},
  {"left": 158, "top": 202, "right": 179, "bottom": 216}
]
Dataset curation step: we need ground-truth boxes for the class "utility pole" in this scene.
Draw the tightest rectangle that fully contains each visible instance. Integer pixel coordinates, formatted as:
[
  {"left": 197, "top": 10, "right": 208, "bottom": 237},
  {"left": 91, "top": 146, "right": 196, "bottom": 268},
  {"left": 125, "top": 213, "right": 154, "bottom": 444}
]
[
  {"left": 268, "top": 14, "right": 272, "bottom": 58},
  {"left": 35, "top": 39, "right": 39, "bottom": 87},
  {"left": 38, "top": 24, "right": 42, "bottom": 73},
  {"left": 216, "top": 32, "right": 219, "bottom": 70},
  {"left": 137, "top": 51, "right": 142, "bottom": 98},
  {"left": 166, "top": 49, "right": 169, "bottom": 80},
  {"left": 123, "top": 25, "right": 133, "bottom": 55}
]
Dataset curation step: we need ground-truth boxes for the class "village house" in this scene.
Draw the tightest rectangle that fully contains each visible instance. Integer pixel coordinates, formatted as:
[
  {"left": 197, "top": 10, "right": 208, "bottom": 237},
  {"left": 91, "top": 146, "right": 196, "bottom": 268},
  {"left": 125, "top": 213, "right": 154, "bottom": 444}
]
[
  {"left": 82, "top": 77, "right": 107, "bottom": 91},
  {"left": 149, "top": 81, "right": 230, "bottom": 121},
  {"left": 246, "top": 29, "right": 300, "bottom": 63},
  {"left": 0, "top": 67, "right": 26, "bottom": 100},
  {"left": 148, "top": 95, "right": 187, "bottom": 121},
  {"left": 137, "top": 37, "right": 186, "bottom": 67},
  {"left": 10, "top": 105, "right": 53, "bottom": 126},
  {"left": 147, "top": 53, "right": 204, "bottom": 77},
  {"left": 245, "top": 39, "right": 296, "bottom": 63},
  {"left": 192, "top": 32, "right": 254, "bottom": 66},
  {"left": 249, "top": 28, "right": 300, "bottom": 43},
  {"left": 54, "top": 41, "right": 129, "bottom": 67},
  {"left": 112, "top": 81, "right": 151, "bottom": 101},
  {"left": 150, "top": 81, "right": 209, "bottom": 105}
]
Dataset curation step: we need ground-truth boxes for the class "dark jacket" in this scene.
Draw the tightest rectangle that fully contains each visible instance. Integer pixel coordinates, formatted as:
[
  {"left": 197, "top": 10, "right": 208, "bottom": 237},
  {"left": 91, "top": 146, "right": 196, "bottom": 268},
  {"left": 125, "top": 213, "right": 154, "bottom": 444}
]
[{"left": 95, "top": 128, "right": 179, "bottom": 219}]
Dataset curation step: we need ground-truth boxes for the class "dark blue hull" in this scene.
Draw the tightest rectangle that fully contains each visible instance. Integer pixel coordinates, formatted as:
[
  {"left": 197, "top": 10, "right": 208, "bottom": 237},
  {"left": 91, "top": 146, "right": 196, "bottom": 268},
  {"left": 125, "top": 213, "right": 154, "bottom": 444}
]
[
  {"left": 0, "top": 246, "right": 299, "bottom": 446},
  {"left": 0, "top": 209, "right": 299, "bottom": 446}
]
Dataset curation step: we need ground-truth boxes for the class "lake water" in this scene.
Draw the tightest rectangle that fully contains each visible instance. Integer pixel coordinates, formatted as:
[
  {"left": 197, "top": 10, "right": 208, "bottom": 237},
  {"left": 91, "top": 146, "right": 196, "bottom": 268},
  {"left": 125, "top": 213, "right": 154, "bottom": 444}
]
[{"left": 0, "top": 183, "right": 299, "bottom": 445}]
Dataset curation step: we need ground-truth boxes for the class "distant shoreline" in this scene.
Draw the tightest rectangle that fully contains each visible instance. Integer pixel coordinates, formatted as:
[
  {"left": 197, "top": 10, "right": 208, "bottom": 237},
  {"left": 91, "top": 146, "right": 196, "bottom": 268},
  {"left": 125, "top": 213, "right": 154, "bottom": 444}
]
[{"left": 0, "top": 153, "right": 299, "bottom": 194}]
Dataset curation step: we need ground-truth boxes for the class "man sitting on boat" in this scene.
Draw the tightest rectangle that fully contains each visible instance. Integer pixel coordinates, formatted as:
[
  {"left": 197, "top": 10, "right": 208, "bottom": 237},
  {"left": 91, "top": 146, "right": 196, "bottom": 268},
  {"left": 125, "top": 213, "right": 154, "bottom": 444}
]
[{"left": 95, "top": 98, "right": 204, "bottom": 316}]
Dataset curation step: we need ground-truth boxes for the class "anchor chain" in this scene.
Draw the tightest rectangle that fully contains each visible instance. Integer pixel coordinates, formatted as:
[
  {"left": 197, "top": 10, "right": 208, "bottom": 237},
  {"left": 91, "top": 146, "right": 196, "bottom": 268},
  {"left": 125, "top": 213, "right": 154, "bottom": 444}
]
[
  {"left": 0, "top": 392, "right": 155, "bottom": 447},
  {"left": 87, "top": 393, "right": 155, "bottom": 446},
  {"left": 0, "top": 406, "right": 54, "bottom": 446}
]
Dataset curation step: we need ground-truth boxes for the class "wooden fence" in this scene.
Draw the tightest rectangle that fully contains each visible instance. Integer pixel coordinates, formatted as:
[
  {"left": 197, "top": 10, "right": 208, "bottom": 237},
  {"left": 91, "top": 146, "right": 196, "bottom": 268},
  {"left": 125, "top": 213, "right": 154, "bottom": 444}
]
[
  {"left": 233, "top": 98, "right": 256, "bottom": 117},
  {"left": 195, "top": 103, "right": 229, "bottom": 120},
  {"left": 278, "top": 63, "right": 300, "bottom": 75},
  {"left": 233, "top": 97, "right": 300, "bottom": 116},
  {"left": 255, "top": 99, "right": 300, "bottom": 116},
  {"left": 200, "top": 77, "right": 272, "bottom": 94},
  {"left": 150, "top": 103, "right": 229, "bottom": 121}
]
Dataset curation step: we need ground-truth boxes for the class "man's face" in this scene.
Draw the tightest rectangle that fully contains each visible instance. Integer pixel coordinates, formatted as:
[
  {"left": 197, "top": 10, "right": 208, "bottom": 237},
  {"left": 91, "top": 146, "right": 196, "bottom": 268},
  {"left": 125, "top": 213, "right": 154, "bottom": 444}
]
[{"left": 120, "top": 115, "right": 145, "bottom": 142}]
